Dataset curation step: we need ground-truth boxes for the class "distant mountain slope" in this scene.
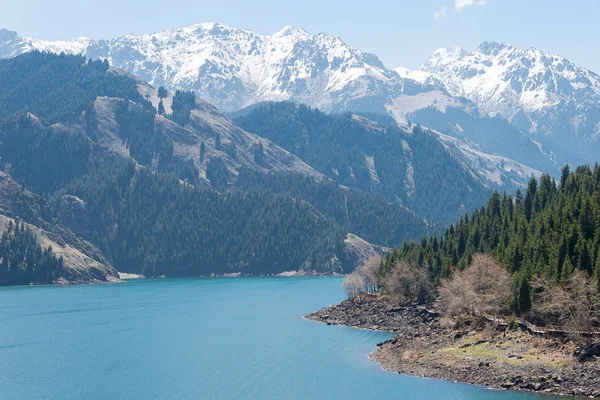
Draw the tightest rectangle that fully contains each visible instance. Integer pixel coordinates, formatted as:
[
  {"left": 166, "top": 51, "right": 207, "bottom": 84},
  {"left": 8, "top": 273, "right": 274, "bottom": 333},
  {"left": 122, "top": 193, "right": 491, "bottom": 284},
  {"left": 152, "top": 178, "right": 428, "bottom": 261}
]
[
  {"left": 233, "top": 101, "right": 533, "bottom": 225},
  {"left": 406, "top": 42, "right": 600, "bottom": 164},
  {"left": 432, "top": 130, "right": 541, "bottom": 188},
  {"left": 234, "top": 168, "right": 427, "bottom": 247},
  {"left": 0, "top": 52, "right": 352, "bottom": 275},
  {"left": 408, "top": 106, "right": 561, "bottom": 174}
]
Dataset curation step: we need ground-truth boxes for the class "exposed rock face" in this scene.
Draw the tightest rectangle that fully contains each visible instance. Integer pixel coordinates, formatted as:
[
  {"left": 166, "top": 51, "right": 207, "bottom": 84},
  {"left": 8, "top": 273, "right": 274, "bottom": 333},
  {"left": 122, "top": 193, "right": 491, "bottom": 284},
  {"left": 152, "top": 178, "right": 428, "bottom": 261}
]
[
  {"left": 306, "top": 296, "right": 437, "bottom": 332},
  {"left": 93, "top": 87, "right": 323, "bottom": 188}
]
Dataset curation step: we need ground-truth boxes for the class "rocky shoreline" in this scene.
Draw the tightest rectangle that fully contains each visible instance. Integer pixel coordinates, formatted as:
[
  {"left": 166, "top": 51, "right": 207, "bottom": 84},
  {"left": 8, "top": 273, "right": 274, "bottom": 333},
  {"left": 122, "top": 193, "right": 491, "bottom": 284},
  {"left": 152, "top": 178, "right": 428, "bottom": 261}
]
[{"left": 306, "top": 296, "right": 600, "bottom": 398}]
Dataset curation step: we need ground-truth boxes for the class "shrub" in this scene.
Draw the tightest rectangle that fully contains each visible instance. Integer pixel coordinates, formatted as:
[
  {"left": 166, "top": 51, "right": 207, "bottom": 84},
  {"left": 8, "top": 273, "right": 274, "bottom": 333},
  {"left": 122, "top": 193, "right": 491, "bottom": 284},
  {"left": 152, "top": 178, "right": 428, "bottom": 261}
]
[
  {"left": 439, "top": 254, "right": 511, "bottom": 320},
  {"left": 383, "top": 260, "right": 433, "bottom": 304}
]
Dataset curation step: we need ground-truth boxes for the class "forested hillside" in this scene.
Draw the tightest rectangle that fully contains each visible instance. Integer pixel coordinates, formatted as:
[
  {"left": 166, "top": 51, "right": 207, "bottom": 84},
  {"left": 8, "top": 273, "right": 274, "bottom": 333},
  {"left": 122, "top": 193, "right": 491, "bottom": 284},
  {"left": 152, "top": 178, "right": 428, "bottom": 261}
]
[
  {"left": 114, "top": 171, "right": 345, "bottom": 275},
  {"left": 5, "top": 51, "right": 553, "bottom": 281},
  {"left": 235, "top": 168, "right": 427, "bottom": 247},
  {"left": 234, "top": 102, "right": 491, "bottom": 225},
  {"left": 381, "top": 165, "right": 600, "bottom": 316},
  {"left": 0, "top": 170, "right": 118, "bottom": 285},
  {"left": 0, "top": 52, "right": 143, "bottom": 123},
  {"left": 0, "top": 52, "right": 430, "bottom": 279}
]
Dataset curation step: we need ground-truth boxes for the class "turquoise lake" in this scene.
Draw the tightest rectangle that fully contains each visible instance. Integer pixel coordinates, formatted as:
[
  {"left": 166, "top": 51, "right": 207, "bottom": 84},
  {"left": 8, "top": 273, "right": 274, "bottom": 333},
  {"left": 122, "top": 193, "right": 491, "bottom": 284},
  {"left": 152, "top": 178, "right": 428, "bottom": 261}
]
[{"left": 0, "top": 277, "right": 558, "bottom": 399}]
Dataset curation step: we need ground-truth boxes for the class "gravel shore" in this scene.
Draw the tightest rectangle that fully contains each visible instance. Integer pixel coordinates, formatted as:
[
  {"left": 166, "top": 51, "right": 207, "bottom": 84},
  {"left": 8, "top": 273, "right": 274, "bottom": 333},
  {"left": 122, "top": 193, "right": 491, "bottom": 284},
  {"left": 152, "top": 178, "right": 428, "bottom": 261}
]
[{"left": 306, "top": 296, "right": 600, "bottom": 398}]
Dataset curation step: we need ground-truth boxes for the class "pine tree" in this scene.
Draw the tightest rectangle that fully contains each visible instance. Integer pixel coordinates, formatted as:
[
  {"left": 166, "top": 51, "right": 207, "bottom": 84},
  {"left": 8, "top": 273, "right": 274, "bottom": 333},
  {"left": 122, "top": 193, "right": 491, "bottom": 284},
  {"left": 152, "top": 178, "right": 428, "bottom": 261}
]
[
  {"left": 254, "top": 142, "right": 265, "bottom": 166},
  {"left": 200, "top": 141, "right": 206, "bottom": 162},
  {"left": 578, "top": 240, "right": 593, "bottom": 275},
  {"left": 524, "top": 178, "right": 537, "bottom": 221},
  {"left": 228, "top": 141, "right": 237, "bottom": 160},
  {"left": 595, "top": 255, "right": 600, "bottom": 291},
  {"left": 215, "top": 133, "right": 221, "bottom": 151},
  {"left": 158, "top": 99, "right": 165, "bottom": 116},
  {"left": 514, "top": 272, "right": 531, "bottom": 313},
  {"left": 561, "top": 164, "right": 570, "bottom": 188},
  {"left": 158, "top": 86, "right": 168, "bottom": 99},
  {"left": 579, "top": 198, "right": 595, "bottom": 240}
]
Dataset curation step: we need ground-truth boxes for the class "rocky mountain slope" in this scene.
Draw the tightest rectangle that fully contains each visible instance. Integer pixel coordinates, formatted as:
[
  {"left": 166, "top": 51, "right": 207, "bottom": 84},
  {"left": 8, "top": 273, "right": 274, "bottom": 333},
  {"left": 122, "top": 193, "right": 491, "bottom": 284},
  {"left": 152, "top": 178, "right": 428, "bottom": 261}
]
[
  {"left": 0, "top": 23, "right": 580, "bottom": 172},
  {"left": 1, "top": 24, "right": 578, "bottom": 173},
  {"left": 97, "top": 80, "right": 323, "bottom": 184},
  {"left": 4, "top": 25, "right": 598, "bottom": 169},
  {"left": 405, "top": 42, "right": 600, "bottom": 164}
]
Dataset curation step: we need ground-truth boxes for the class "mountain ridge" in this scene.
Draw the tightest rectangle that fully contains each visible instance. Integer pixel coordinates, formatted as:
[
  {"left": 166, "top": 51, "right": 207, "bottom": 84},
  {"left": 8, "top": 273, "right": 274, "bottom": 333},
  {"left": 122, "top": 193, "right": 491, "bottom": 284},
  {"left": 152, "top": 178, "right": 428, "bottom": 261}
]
[
  {"left": 0, "top": 24, "right": 443, "bottom": 115},
  {"left": 407, "top": 41, "right": 600, "bottom": 164},
  {"left": 1, "top": 23, "right": 586, "bottom": 170}
]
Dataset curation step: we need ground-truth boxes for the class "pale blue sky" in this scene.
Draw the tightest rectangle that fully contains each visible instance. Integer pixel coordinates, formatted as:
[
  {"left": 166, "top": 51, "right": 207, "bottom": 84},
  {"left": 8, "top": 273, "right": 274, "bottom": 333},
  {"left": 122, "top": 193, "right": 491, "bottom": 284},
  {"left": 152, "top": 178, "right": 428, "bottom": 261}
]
[{"left": 2, "top": 0, "right": 600, "bottom": 71}]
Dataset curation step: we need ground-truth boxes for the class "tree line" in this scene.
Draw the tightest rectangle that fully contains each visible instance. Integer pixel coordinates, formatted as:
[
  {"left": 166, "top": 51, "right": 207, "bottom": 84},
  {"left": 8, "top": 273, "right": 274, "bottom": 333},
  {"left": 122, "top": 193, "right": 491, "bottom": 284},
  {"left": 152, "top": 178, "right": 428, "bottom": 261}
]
[
  {"left": 367, "top": 165, "right": 600, "bottom": 335},
  {"left": 234, "top": 168, "right": 428, "bottom": 247}
]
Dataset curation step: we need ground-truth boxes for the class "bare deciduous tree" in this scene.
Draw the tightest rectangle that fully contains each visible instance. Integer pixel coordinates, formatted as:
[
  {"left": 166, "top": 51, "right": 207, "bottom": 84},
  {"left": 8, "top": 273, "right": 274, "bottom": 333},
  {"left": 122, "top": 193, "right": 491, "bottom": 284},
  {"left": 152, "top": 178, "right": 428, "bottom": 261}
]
[
  {"left": 383, "top": 260, "right": 433, "bottom": 304},
  {"left": 533, "top": 270, "right": 600, "bottom": 334},
  {"left": 357, "top": 255, "right": 381, "bottom": 294},
  {"left": 342, "top": 271, "right": 365, "bottom": 301},
  {"left": 439, "top": 254, "right": 511, "bottom": 320}
]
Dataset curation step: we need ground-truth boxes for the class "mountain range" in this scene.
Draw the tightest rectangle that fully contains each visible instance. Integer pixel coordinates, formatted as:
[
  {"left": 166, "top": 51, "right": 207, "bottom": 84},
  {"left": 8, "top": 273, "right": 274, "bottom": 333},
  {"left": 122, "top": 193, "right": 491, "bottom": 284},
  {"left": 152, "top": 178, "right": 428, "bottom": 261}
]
[
  {"left": 1, "top": 22, "right": 597, "bottom": 283},
  {"left": 0, "top": 49, "right": 545, "bottom": 283},
  {"left": 401, "top": 42, "right": 600, "bottom": 165},
  {"left": 2, "top": 23, "right": 598, "bottom": 172}
]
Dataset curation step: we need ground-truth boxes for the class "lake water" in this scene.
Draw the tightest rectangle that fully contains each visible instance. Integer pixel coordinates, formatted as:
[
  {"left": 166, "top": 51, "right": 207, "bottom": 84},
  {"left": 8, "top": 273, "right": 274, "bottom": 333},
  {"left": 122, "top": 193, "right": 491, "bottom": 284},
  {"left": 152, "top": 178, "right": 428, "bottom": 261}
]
[{"left": 0, "top": 277, "right": 557, "bottom": 399}]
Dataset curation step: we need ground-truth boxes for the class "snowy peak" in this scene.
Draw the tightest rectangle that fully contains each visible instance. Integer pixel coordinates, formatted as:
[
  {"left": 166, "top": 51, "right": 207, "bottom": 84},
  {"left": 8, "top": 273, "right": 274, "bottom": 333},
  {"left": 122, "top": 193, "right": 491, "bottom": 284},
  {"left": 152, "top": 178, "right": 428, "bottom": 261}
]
[
  {"left": 0, "top": 29, "right": 91, "bottom": 58},
  {"left": 419, "top": 41, "right": 600, "bottom": 115},
  {"left": 26, "top": 36, "right": 91, "bottom": 55},
  {"left": 394, "top": 66, "right": 431, "bottom": 84},
  {"left": 411, "top": 41, "right": 600, "bottom": 163},
  {"left": 272, "top": 25, "right": 310, "bottom": 40},
  {"left": 0, "top": 28, "right": 18, "bottom": 41},
  {"left": 476, "top": 41, "right": 514, "bottom": 56},
  {"left": 0, "top": 23, "right": 425, "bottom": 114},
  {"left": 421, "top": 46, "right": 468, "bottom": 71},
  {"left": 4, "top": 25, "right": 599, "bottom": 165}
]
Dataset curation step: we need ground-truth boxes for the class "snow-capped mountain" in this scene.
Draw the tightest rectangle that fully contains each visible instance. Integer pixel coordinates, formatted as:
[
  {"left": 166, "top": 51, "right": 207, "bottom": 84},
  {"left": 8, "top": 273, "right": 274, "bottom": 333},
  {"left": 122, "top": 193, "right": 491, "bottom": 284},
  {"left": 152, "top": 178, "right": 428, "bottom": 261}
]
[
  {"left": 90, "top": 23, "right": 409, "bottom": 112},
  {"left": 0, "top": 24, "right": 448, "bottom": 115},
  {"left": 0, "top": 28, "right": 90, "bottom": 58},
  {"left": 406, "top": 42, "right": 600, "bottom": 164},
  {"left": 2, "top": 24, "right": 595, "bottom": 169}
]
